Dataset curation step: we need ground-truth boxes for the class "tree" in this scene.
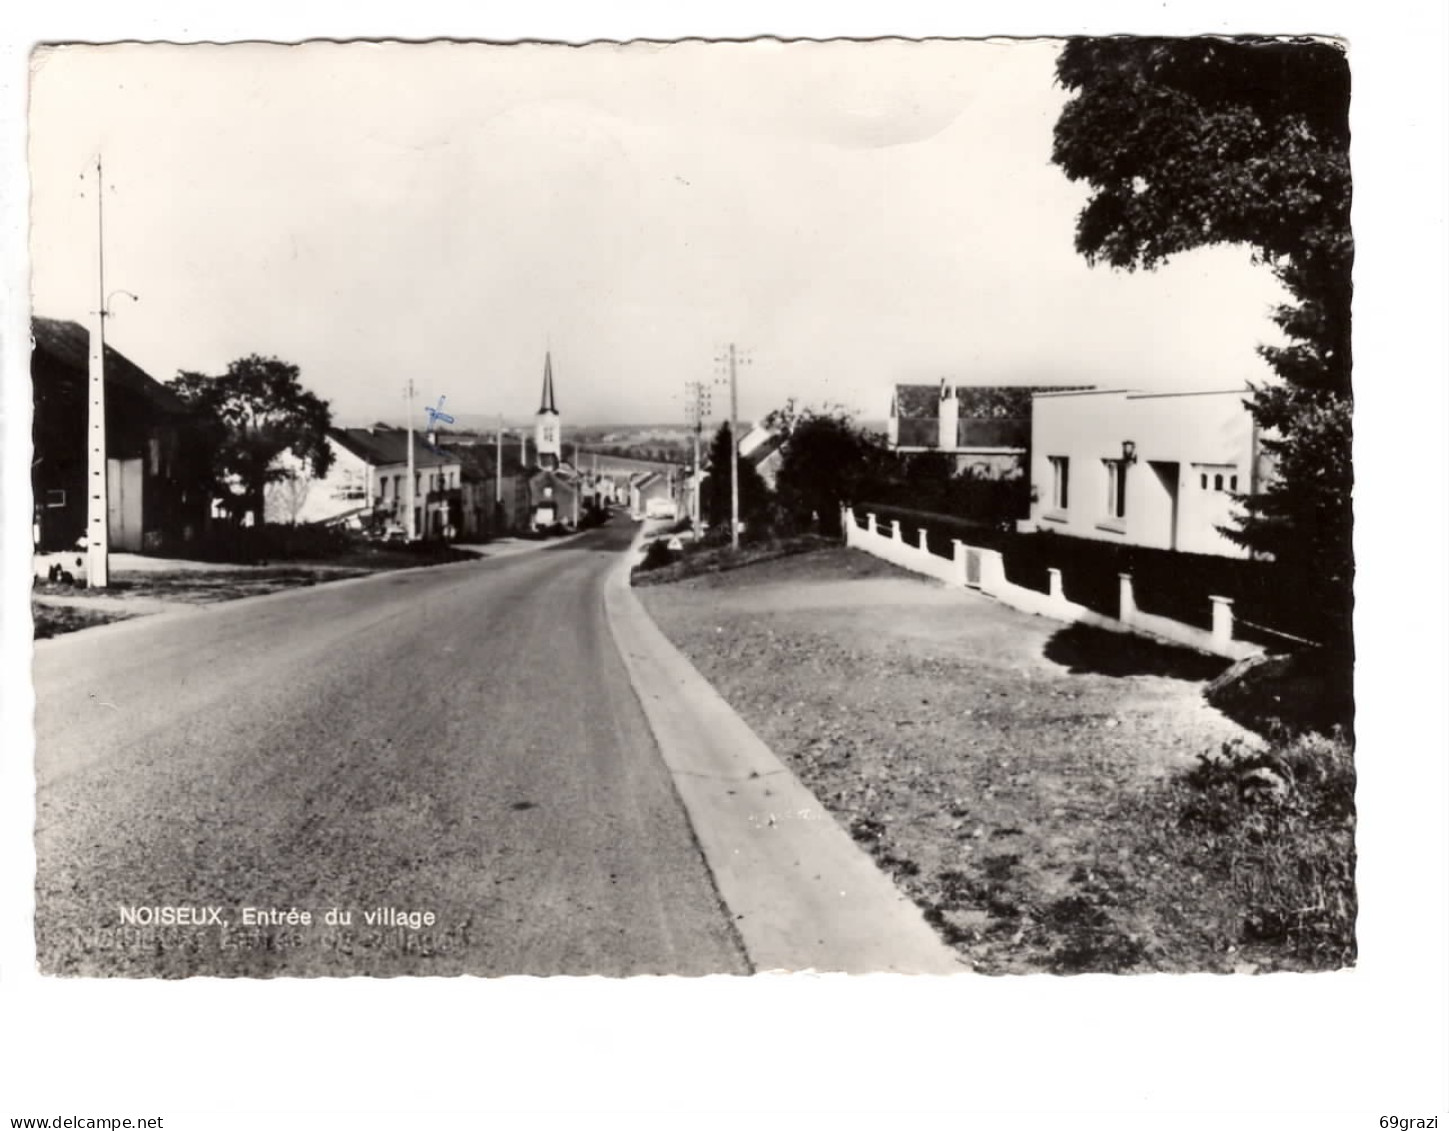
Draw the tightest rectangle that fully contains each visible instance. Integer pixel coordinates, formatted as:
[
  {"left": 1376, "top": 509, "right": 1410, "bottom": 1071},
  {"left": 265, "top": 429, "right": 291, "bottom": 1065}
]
[
  {"left": 172, "top": 355, "right": 334, "bottom": 525},
  {"left": 703, "top": 422, "right": 770, "bottom": 533},
  {"left": 772, "top": 408, "right": 891, "bottom": 536},
  {"left": 265, "top": 467, "right": 313, "bottom": 525},
  {"left": 1052, "top": 37, "right": 1353, "bottom": 650}
]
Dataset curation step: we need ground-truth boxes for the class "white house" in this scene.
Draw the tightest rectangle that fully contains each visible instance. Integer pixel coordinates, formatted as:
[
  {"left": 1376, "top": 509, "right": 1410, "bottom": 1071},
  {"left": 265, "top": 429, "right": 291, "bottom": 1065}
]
[
  {"left": 1027, "top": 388, "right": 1269, "bottom": 558},
  {"left": 264, "top": 426, "right": 463, "bottom": 537}
]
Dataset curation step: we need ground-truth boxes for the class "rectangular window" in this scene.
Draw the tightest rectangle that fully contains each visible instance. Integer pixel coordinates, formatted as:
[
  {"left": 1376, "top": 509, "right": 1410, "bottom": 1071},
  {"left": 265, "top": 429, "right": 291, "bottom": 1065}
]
[
  {"left": 1048, "top": 456, "right": 1069, "bottom": 510},
  {"left": 148, "top": 437, "right": 162, "bottom": 476},
  {"left": 45, "top": 488, "right": 66, "bottom": 508},
  {"left": 1104, "top": 459, "right": 1127, "bottom": 519}
]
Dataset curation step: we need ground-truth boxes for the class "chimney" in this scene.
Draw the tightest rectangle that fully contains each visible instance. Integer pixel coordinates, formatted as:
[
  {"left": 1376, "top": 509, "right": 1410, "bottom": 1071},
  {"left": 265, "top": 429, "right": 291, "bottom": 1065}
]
[{"left": 938, "top": 379, "right": 958, "bottom": 451}]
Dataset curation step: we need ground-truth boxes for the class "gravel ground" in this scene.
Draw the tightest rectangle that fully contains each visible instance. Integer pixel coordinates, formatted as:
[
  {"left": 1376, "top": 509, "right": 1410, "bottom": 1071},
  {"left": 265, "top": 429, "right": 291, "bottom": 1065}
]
[{"left": 638, "top": 546, "right": 1264, "bottom": 974}]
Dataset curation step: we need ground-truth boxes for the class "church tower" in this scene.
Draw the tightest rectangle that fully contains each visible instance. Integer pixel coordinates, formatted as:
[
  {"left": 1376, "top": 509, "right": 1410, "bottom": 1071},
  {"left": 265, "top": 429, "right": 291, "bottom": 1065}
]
[{"left": 535, "top": 351, "right": 562, "bottom": 470}]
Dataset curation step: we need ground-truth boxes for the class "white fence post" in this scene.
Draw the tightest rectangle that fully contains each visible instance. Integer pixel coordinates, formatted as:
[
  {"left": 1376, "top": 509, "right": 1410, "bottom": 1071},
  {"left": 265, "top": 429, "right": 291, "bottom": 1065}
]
[
  {"left": 917, "top": 527, "right": 930, "bottom": 555},
  {"left": 952, "top": 539, "right": 967, "bottom": 587},
  {"left": 1210, "top": 595, "right": 1235, "bottom": 650},
  {"left": 1048, "top": 567, "right": 1063, "bottom": 602},
  {"left": 841, "top": 505, "right": 853, "bottom": 546},
  {"left": 1118, "top": 572, "right": 1137, "bottom": 625},
  {"left": 979, "top": 548, "right": 1007, "bottom": 595},
  {"left": 891, "top": 520, "right": 904, "bottom": 543},
  {"left": 867, "top": 512, "right": 878, "bottom": 537}
]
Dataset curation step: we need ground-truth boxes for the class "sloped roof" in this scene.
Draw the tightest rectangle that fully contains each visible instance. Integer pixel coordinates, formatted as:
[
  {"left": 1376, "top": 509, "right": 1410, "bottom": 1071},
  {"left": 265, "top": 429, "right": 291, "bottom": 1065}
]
[
  {"left": 893, "top": 383, "right": 1094, "bottom": 421},
  {"left": 742, "top": 430, "right": 786, "bottom": 467},
  {"left": 452, "top": 441, "right": 532, "bottom": 482},
  {"left": 31, "top": 316, "right": 190, "bottom": 416},
  {"left": 332, "top": 426, "right": 458, "bottom": 468}
]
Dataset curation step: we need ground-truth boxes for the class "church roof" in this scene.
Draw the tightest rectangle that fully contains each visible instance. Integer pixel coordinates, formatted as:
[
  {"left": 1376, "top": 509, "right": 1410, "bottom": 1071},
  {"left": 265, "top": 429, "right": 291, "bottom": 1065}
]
[{"left": 538, "top": 352, "right": 558, "bottom": 416}]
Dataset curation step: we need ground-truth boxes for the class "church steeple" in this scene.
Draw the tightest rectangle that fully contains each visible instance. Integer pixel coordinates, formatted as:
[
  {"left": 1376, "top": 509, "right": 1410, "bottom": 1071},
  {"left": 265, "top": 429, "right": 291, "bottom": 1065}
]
[
  {"left": 535, "top": 351, "right": 562, "bottom": 469},
  {"left": 539, "top": 351, "right": 558, "bottom": 415}
]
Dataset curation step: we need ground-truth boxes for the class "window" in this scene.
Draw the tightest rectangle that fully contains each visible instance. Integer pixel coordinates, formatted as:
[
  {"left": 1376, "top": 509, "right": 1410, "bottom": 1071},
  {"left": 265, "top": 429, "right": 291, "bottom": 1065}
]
[
  {"left": 1196, "top": 464, "right": 1239, "bottom": 494},
  {"left": 45, "top": 488, "right": 66, "bottom": 508},
  {"left": 148, "top": 437, "right": 162, "bottom": 476},
  {"left": 1103, "top": 459, "right": 1128, "bottom": 520},
  {"left": 1048, "top": 456, "right": 1069, "bottom": 510}
]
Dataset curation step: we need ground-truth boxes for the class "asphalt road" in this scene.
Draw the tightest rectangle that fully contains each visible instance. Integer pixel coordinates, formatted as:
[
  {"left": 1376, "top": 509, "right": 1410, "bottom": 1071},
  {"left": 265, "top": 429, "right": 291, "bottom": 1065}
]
[{"left": 33, "top": 517, "right": 750, "bottom": 977}]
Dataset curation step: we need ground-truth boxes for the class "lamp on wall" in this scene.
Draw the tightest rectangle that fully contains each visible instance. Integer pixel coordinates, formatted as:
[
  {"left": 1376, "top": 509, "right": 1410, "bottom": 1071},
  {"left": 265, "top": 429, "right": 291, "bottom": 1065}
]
[{"left": 1121, "top": 440, "right": 1138, "bottom": 465}]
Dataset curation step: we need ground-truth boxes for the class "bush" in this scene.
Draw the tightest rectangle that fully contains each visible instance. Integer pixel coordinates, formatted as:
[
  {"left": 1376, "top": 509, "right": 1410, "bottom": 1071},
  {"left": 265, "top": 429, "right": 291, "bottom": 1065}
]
[
  {"left": 638, "top": 539, "right": 678, "bottom": 572},
  {"left": 1169, "top": 733, "right": 1356, "bottom": 967}
]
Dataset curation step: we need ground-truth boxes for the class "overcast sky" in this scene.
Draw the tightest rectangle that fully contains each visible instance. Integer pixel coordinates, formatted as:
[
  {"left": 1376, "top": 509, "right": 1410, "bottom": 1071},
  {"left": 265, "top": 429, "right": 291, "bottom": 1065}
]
[{"left": 29, "top": 39, "right": 1290, "bottom": 428}]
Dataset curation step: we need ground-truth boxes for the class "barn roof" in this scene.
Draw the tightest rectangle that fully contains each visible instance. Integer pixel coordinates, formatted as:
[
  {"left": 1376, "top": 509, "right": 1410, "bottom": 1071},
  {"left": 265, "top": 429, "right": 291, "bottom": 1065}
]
[{"left": 31, "top": 316, "right": 190, "bottom": 416}]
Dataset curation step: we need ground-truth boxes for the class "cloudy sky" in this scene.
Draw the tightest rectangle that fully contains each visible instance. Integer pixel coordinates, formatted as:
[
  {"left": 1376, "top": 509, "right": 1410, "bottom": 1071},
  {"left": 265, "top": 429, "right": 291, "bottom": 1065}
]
[{"left": 29, "top": 39, "right": 1289, "bottom": 427}]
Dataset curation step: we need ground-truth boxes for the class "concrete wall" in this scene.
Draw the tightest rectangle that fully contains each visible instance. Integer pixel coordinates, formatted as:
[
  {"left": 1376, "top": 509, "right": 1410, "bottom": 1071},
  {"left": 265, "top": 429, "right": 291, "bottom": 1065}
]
[
  {"left": 1029, "top": 389, "right": 1256, "bottom": 558},
  {"left": 843, "top": 506, "right": 1261, "bottom": 661}
]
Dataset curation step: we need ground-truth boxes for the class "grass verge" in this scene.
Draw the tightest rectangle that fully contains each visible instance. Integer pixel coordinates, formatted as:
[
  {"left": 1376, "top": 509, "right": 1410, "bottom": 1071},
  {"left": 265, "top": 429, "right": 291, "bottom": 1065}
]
[
  {"left": 32, "top": 604, "right": 136, "bottom": 640},
  {"left": 638, "top": 544, "right": 1355, "bottom": 973}
]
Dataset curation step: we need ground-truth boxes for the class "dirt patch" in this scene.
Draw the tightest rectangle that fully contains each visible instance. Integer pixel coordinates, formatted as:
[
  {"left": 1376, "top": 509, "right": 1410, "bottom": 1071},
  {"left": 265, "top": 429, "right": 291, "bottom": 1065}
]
[{"left": 635, "top": 546, "right": 1336, "bottom": 974}]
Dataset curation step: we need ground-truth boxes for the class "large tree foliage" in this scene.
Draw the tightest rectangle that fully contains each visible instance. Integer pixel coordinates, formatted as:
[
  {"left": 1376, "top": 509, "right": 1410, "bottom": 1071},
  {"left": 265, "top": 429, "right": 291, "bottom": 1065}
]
[
  {"left": 1053, "top": 37, "right": 1353, "bottom": 651},
  {"left": 702, "top": 422, "right": 771, "bottom": 531},
  {"left": 172, "top": 355, "right": 334, "bottom": 524},
  {"left": 771, "top": 408, "right": 891, "bottom": 536}
]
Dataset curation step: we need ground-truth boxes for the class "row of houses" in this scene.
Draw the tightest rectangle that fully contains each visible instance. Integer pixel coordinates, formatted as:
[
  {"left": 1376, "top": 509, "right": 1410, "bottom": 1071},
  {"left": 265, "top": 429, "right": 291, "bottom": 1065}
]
[
  {"left": 31, "top": 319, "right": 627, "bottom": 557},
  {"left": 886, "top": 378, "right": 1270, "bottom": 559}
]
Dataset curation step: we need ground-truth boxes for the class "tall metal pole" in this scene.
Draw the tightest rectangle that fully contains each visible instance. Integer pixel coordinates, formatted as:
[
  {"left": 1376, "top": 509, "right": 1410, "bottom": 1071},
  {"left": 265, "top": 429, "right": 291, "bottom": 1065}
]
[
  {"left": 405, "top": 379, "right": 416, "bottom": 540},
  {"left": 86, "top": 155, "right": 109, "bottom": 588},
  {"left": 729, "top": 343, "right": 740, "bottom": 552},
  {"left": 495, "top": 413, "right": 503, "bottom": 503}
]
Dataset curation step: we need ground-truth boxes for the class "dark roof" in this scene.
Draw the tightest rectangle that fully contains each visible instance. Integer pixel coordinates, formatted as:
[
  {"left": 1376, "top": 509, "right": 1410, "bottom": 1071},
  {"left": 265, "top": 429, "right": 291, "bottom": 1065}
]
[
  {"left": 893, "top": 382, "right": 1094, "bottom": 421},
  {"left": 452, "top": 441, "right": 532, "bottom": 482},
  {"left": 331, "top": 426, "right": 459, "bottom": 469},
  {"left": 31, "top": 316, "right": 190, "bottom": 415}
]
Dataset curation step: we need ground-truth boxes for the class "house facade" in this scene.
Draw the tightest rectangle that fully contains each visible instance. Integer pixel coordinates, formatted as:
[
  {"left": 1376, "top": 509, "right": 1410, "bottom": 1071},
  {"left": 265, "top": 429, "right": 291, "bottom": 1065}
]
[
  {"left": 1027, "top": 388, "right": 1268, "bottom": 558},
  {"left": 263, "top": 426, "right": 463, "bottom": 538},
  {"left": 888, "top": 379, "right": 1091, "bottom": 479},
  {"left": 629, "top": 471, "right": 675, "bottom": 519},
  {"left": 31, "top": 316, "right": 210, "bottom": 555}
]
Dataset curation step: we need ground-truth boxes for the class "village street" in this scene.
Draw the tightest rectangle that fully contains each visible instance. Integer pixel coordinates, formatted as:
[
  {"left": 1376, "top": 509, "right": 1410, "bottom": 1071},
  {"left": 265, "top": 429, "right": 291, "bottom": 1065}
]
[{"left": 32, "top": 518, "right": 749, "bottom": 977}]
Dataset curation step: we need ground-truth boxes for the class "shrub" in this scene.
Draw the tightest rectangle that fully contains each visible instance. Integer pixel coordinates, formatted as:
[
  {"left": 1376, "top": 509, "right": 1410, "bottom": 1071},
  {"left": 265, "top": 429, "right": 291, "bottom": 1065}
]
[
  {"left": 638, "top": 538, "right": 677, "bottom": 572},
  {"left": 1170, "top": 733, "right": 1356, "bottom": 967}
]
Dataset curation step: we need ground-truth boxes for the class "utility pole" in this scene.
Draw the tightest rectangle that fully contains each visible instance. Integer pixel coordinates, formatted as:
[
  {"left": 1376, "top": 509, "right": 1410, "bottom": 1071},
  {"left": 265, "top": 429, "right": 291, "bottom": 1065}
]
[
  {"left": 713, "top": 344, "right": 745, "bottom": 551},
  {"left": 684, "top": 377, "right": 711, "bottom": 534},
  {"left": 729, "top": 344, "right": 740, "bottom": 551},
  {"left": 405, "top": 378, "right": 416, "bottom": 540},
  {"left": 86, "top": 155, "right": 109, "bottom": 588},
  {"left": 495, "top": 413, "right": 503, "bottom": 504}
]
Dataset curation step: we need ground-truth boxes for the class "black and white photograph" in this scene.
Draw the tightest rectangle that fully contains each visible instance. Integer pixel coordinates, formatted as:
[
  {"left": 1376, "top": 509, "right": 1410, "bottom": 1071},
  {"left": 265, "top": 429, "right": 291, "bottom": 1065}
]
[
  {"left": 2, "top": 6, "right": 1446, "bottom": 1128},
  {"left": 24, "top": 34, "right": 1357, "bottom": 980}
]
